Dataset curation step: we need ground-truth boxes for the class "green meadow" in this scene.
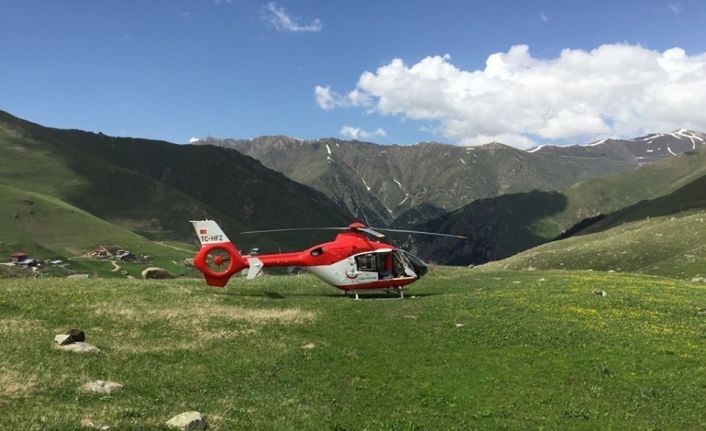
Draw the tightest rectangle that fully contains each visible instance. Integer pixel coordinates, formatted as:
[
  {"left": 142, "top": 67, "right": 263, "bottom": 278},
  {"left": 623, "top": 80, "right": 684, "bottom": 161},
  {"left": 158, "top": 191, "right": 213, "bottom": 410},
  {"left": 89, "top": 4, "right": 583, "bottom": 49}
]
[{"left": 1, "top": 268, "right": 706, "bottom": 430}]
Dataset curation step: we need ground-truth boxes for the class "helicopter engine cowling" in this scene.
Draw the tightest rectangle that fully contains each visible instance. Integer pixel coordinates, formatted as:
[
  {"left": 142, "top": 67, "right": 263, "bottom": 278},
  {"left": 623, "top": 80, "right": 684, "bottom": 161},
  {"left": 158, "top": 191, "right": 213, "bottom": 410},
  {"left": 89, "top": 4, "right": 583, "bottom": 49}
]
[{"left": 192, "top": 242, "right": 248, "bottom": 287}]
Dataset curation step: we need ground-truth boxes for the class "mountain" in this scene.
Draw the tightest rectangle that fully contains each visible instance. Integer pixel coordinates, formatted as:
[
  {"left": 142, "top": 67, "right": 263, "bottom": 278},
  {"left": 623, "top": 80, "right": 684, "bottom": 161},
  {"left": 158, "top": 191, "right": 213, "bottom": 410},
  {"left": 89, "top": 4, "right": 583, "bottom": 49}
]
[
  {"left": 530, "top": 129, "right": 706, "bottom": 163},
  {"left": 195, "top": 136, "right": 652, "bottom": 227},
  {"left": 409, "top": 146, "right": 706, "bottom": 265},
  {"left": 0, "top": 110, "right": 352, "bottom": 258}
]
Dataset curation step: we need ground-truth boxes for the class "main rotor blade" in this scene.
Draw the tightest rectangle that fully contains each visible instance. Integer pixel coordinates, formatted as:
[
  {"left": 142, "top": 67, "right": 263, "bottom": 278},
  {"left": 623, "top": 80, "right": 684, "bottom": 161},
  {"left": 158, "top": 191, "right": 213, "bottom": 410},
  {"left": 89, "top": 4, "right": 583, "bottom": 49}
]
[
  {"left": 373, "top": 227, "right": 468, "bottom": 239},
  {"left": 357, "top": 227, "right": 386, "bottom": 238},
  {"left": 240, "top": 227, "right": 347, "bottom": 235}
]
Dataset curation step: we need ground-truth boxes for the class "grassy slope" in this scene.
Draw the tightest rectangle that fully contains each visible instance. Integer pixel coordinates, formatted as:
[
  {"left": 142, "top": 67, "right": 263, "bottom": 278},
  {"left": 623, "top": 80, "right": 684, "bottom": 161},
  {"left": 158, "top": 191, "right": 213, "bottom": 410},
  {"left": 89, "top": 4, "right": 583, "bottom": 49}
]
[
  {"left": 0, "top": 110, "right": 351, "bottom": 252},
  {"left": 481, "top": 169, "right": 706, "bottom": 278},
  {"left": 0, "top": 183, "right": 194, "bottom": 277},
  {"left": 414, "top": 148, "right": 706, "bottom": 265},
  {"left": 480, "top": 210, "right": 706, "bottom": 279},
  {"left": 1, "top": 269, "right": 705, "bottom": 429},
  {"left": 581, "top": 174, "right": 706, "bottom": 235},
  {"left": 0, "top": 118, "right": 233, "bottom": 242}
]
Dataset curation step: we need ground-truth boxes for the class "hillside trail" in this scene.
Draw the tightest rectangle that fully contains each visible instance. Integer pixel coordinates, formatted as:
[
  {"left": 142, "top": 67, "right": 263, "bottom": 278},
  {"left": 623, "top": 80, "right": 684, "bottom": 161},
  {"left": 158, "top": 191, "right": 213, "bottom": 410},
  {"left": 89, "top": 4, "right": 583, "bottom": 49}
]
[
  {"left": 156, "top": 241, "right": 194, "bottom": 253},
  {"left": 110, "top": 261, "right": 121, "bottom": 272}
]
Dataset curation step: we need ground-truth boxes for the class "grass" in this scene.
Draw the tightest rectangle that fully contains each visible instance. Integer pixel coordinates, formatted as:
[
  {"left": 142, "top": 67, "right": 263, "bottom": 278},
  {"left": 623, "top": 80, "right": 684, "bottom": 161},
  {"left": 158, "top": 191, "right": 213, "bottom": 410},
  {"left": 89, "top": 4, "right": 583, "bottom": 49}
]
[
  {"left": 482, "top": 210, "right": 706, "bottom": 279},
  {"left": 0, "top": 182, "right": 196, "bottom": 277},
  {"left": 2, "top": 267, "right": 706, "bottom": 429}
]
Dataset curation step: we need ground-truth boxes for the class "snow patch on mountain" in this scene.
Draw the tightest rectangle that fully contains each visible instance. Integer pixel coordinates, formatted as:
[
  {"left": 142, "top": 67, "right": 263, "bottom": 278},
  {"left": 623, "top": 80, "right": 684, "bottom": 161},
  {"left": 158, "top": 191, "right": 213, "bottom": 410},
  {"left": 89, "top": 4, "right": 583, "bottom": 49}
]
[
  {"left": 527, "top": 145, "right": 545, "bottom": 153},
  {"left": 360, "top": 177, "right": 371, "bottom": 191},
  {"left": 588, "top": 138, "right": 610, "bottom": 147}
]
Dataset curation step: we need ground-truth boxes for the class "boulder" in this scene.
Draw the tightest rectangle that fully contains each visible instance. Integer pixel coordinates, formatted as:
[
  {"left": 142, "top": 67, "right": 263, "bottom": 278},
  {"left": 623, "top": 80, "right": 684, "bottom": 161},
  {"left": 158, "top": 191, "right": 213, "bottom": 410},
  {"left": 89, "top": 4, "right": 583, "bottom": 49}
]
[
  {"left": 67, "top": 274, "right": 90, "bottom": 279},
  {"left": 692, "top": 277, "right": 705, "bottom": 283},
  {"left": 593, "top": 289, "right": 607, "bottom": 297},
  {"left": 54, "top": 334, "right": 72, "bottom": 345},
  {"left": 141, "top": 267, "right": 174, "bottom": 280},
  {"left": 55, "top": 329, "right": 86, "bottom": 345},
  {"left": 83, "top": 380, "right": 123, "bottom": 394},
  {"left": 68, "top": 328, "right": 86, "bottom": 343},
  {"left": 166, "top": 411, "right": 207, "bottom": 430},
  {"left": 55, "top": 342, "right": 101, "bottom": 354}
]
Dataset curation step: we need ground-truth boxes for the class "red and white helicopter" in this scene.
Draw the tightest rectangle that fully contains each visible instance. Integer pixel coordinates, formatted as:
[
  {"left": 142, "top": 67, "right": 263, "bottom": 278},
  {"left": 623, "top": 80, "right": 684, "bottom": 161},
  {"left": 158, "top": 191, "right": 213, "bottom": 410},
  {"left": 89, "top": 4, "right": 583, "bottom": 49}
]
[{"left": 190, "top": 220, "right": 466, "bottom": 299}]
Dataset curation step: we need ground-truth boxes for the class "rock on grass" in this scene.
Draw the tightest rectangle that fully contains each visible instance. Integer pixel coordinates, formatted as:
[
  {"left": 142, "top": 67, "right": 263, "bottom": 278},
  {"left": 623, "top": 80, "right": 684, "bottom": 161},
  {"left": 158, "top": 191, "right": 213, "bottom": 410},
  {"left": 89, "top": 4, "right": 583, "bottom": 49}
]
[
  {"left": 166, "top": 411, "right": 207, "bottom": 430},
  {"left": 54, "top": 342, "right": 101, "bottom": 354},
  {"left": 141, "top": 267, "right": 174, "bottom": 280},
  {"left": 82, "top": 380, "right": 123, "bottom": 394}
]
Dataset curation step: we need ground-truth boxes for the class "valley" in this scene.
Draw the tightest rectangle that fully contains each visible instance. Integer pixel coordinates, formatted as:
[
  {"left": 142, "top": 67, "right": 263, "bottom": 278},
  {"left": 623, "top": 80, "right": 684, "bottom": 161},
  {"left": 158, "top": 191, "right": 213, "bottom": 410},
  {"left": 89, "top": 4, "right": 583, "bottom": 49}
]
[{"left": 2, "top": 108, "right": 706, "bottom": 284}]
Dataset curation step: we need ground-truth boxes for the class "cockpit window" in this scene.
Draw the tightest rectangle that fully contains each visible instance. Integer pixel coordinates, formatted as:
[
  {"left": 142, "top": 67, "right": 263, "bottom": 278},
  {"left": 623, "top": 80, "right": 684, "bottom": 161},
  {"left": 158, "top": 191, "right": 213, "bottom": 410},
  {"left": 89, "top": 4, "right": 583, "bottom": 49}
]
[
  {"left": 354, "top": 253, "right": 380, "bottom": 271},
  {"left": 399, "top": 250, "right": 428, "bottom": 277}
]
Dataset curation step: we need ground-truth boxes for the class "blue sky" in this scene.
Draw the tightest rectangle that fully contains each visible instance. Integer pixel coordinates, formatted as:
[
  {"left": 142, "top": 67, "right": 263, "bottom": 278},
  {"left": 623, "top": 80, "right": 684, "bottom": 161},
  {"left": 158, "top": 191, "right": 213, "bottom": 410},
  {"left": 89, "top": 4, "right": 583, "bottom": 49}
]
[{"left": 1, "top": 0, "right": 705, "bottom": 147}]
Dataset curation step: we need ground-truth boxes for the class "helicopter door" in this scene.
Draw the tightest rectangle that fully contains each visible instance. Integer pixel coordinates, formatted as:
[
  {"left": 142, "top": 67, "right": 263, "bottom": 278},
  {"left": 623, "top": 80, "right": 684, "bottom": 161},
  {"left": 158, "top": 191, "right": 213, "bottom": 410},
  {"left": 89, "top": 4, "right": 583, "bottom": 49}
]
[
  {"left": 351, "top": 252, "right": 383, "bottom": 283},
  {"left": 393, "top": 250, "right": 417, "bottom": 278},
  {"left": 350, "top": 250, "right": 421, "bottom": 283}
]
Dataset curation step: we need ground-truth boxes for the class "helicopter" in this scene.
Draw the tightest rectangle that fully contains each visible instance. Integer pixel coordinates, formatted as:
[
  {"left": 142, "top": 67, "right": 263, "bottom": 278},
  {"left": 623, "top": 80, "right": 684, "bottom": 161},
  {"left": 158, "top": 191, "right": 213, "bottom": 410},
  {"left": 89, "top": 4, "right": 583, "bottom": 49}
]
[{"left": 190, "top": 220, "right": 466, "bottom": 299}]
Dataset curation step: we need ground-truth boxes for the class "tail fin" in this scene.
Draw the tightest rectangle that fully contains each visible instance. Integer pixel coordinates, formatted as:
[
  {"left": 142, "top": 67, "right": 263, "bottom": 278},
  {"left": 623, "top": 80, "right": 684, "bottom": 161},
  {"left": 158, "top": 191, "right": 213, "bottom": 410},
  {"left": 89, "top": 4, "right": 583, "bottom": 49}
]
[
  {"left": 190, "top": 220, "right": 248, "bottom": 287},
  {"left": 191, "top": 220, "right": 230, "bottom": 246}
]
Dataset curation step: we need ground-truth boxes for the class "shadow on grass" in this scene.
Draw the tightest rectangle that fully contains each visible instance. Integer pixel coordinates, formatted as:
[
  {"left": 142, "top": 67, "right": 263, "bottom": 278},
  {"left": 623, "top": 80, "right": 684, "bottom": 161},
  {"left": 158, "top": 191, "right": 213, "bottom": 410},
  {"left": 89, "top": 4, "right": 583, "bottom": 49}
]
[{"left": 204, "top": 289, "right": 444, "bottom": 300}]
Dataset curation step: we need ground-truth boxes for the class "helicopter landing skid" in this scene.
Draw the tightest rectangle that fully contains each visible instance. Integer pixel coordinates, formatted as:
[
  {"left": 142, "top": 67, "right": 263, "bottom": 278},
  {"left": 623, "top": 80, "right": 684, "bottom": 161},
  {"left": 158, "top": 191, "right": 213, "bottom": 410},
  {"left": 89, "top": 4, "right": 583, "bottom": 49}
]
[{"left": 346, "top": 287, "right": 405, "bottom": 300}]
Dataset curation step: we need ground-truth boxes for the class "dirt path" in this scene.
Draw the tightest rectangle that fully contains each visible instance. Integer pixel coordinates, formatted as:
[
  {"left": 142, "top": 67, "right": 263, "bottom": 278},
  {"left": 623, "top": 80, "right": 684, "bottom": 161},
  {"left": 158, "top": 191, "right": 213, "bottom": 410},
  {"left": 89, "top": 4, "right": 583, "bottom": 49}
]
[
  {"left": 156, "top": 242, "right": 195, "bottom": 253},
  {"left": 110, "top": 261, "right": 121, "bottom": 272}
]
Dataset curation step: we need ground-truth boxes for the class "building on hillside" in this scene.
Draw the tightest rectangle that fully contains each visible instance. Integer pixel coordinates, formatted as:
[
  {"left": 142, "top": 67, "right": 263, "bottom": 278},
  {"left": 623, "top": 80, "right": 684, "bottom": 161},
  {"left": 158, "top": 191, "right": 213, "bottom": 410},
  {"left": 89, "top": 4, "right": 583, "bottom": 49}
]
[
  {"left": 91, "top": 246, "right": 111, "bottom": 258},
  {"left": 17, "top": 258, "right": 37, "bottom": 267},
  {"left": 115, "top": 249, "right": 136, "bottom": 262},
  {"left": 10, "top": 252, "right": 28, "bottom": 264}
]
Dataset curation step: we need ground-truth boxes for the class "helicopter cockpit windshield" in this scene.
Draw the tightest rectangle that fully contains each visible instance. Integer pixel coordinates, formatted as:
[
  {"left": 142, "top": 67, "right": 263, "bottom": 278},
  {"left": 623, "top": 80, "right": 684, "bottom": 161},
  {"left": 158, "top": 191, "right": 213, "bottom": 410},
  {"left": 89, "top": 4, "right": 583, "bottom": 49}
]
[
  {"left": 353, "top": 249, "right": 428, "bottom": 280},
  {"left": 398, "top": 250, "right": 428, "bottom": 277}
]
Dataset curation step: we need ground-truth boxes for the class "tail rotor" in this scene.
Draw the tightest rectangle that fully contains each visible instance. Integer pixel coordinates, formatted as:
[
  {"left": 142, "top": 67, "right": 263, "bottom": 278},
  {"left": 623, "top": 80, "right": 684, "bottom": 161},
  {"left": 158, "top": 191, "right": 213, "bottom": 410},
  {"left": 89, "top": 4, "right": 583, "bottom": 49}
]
[{"left": 190, "top": 220, "right": 248, "bottom": 287}]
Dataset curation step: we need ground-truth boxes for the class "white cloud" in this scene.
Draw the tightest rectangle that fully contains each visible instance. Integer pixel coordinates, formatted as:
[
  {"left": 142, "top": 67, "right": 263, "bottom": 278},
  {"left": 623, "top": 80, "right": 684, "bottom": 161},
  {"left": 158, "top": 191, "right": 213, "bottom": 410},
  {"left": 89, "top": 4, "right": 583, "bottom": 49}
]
[
  {"left": 339, "top": 126, "right": 387, "bottom": 141},
  {"left": 314, "top": 86, "right": 337, "bottom": 110},
  {"left": 668, "top": 1, "right": 684, "bottom": 14},
  {"left": 540, "top": 12, "right": 549, "bottom": 22},
  {"left": 188, "top": 137, "right": 201, "bottom": 144},
  {"left": 316, "top": 43, "right": 706, "bottom": 148},
  {"left": 263, "top": 2, "right": 322, "bottom": 33},
  {"left": 314, "top": 85, "right": 371, "bottom": 110}
]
